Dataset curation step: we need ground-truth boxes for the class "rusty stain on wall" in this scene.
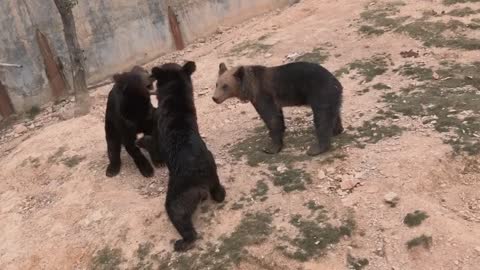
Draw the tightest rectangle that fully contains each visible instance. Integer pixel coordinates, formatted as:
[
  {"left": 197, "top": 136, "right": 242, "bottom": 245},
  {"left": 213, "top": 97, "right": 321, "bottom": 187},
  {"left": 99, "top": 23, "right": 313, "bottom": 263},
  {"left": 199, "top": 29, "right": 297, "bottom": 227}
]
[
  {"left": 36, "top": 29, "right": 68, "bottom": 100},
  {"left": 168, "top": 6, "right": 185, "bottom": 50},
  {"left": 0, "top": 81, "right": 14, "bottom": 118}
]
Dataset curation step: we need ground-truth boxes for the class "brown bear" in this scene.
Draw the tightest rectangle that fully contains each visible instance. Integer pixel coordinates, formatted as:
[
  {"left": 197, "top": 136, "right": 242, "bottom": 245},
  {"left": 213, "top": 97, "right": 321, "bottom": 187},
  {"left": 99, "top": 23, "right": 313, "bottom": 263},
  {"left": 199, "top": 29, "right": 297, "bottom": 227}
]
[
  {"left": 104, "top": 65, "right": 158, "bottom": 177},
  {"left": 212, "top": 62, "right": 343, "bottom": 156}
]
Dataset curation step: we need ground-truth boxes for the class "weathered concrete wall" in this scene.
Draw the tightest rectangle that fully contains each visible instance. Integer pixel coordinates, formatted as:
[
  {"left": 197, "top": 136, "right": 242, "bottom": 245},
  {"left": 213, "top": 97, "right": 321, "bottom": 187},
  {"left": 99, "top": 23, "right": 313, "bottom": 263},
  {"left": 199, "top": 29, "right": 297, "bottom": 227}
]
[
  {"left": 0, "top": 0, "right": 293, "bottom": 115},
  {"left": 170, "top": 0, "right": 294, "bottom": 44}
]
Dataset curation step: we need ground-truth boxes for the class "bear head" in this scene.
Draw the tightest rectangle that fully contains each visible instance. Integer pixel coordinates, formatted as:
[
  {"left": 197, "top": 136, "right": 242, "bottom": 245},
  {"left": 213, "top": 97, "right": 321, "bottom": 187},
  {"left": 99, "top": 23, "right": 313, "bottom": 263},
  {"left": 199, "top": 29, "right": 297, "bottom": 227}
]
[
  {"left": 112, "top": 65, "right": 155, "bottom": 98},
  {"left": 150, "top": 61, "right": 196, "bottom": 100},
  {"left": 131, "top": 65, "right": 156, "bottom": 92},
  {"left": 212, "top": 63, "right": 247, "bottom": 104}
]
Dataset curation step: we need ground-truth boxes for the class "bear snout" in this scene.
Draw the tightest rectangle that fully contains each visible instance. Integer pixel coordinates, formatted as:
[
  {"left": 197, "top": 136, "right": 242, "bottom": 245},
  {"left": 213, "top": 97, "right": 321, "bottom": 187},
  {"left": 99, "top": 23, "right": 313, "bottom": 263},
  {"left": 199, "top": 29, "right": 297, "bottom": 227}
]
[{"left": 212, "top": 97, "right": 221, "bottom": 104}]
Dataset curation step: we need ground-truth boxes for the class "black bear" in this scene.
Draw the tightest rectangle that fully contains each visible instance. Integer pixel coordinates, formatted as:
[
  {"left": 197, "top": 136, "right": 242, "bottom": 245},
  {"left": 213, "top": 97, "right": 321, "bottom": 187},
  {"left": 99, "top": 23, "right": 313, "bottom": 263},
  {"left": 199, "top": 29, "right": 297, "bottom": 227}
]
[
  {"left": 104, "top": 66, "right": 159, "bottom": 177},
  {"left": 140, "top": 61, "right": 226, "bottom": 252},
  {"left": 212, "top": 62, "right": 343, "bottom": 156}
]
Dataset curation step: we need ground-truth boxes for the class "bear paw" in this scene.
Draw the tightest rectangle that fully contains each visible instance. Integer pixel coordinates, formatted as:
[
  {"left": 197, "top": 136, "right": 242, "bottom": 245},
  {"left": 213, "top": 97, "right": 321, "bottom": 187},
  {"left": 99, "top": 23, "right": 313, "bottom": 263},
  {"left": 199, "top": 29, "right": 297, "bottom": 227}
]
[
  {"left": 306, "top": 143, "right": 330, "bottom": 156},
  {"left": 106, "top": 163, "right": 121, "bottom": 177},
  {"left": 138, "top": 163, "right": 155, "bottom": 178},
  {"left": 174, "top": 239, "right": 195, "bottom": 252},
  {"left": 262, "top": 142, "right": 282, "bottom": 154}
]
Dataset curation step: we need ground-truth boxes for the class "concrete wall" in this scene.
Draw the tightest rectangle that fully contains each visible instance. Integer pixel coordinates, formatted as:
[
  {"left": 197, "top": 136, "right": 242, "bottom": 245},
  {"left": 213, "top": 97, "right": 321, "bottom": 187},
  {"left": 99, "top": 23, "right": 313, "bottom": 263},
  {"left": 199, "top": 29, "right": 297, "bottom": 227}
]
[{"left": 0, "top": 0, "right": 293, "bottom": 114}]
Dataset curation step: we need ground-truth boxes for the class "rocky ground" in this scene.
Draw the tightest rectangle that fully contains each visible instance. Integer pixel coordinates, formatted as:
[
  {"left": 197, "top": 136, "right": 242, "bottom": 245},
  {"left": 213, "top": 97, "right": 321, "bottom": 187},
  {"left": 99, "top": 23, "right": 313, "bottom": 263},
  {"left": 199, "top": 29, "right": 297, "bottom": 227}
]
[{"left": 1, "top": 0, "right": 480, "bottom": 269}]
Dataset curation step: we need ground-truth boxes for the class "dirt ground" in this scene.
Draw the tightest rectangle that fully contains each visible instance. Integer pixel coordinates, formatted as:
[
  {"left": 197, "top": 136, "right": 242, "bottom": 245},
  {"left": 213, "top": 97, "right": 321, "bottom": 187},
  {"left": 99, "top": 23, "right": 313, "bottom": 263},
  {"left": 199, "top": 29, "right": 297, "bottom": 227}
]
[{"left": 1, "top": 0, "right": 480, "bottom": 269}]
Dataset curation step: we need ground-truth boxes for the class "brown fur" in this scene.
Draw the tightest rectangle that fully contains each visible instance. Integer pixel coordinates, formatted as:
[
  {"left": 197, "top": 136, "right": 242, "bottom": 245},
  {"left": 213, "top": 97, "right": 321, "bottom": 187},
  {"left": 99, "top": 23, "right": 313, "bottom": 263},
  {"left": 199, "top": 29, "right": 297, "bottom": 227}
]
[{"left": 213, "top": 62, "right": 343, "bottom": 156}]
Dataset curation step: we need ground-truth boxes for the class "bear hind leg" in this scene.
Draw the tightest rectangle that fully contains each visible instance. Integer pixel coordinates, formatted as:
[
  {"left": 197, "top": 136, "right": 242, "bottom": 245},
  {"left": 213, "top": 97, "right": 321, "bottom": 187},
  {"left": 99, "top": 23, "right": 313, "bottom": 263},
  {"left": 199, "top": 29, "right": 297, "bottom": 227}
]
[
  {"left": 210, "top": 182, "right": 226, "bottom": 203},
  {"left": 308, "top": 105, "right": 334, "bottom": 156},
  {"left": 166, "top": 188, "right": 205, "bottom": 252},
  {"left": 333, "top": 115, "right": 344, "bottom": 136}
]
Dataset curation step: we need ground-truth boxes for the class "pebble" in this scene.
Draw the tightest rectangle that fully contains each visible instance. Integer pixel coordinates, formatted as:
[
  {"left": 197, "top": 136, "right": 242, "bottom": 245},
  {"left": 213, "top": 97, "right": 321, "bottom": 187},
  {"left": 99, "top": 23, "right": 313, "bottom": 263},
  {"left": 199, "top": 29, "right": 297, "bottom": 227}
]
[
  {"left": 326, "top": 167, "right": 336, "bottom": 174},
  {"left": 354, "top": 171, "right": 365, "bottom": 179},
  {"left": 277, "top": 165, "right": 287, "bottom": 173},
  {"left": 384, "top": 192, "right": 400, "bottom": 206},
  {"left": 475, "top": 247, "right": 480, "bottom": 254},
  {"left": 340, "top": 178, "right": 360, "bottom": 191},
  {"left": 317, "top": 170, "right": 326, "bottom": 180},
  {"left": 14, "top": 124, "right": 28, "bottom": 134}
]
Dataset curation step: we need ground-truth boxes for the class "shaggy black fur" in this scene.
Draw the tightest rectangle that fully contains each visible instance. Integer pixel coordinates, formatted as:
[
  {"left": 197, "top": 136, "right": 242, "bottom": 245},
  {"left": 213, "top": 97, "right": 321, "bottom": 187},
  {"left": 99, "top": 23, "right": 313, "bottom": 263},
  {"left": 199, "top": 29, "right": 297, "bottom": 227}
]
[
  {"left": 140, "top": 61, "right": 226, "bottom": 252},
  {"left": 104, "top": 66, "right": 158, "bottom": 177}
]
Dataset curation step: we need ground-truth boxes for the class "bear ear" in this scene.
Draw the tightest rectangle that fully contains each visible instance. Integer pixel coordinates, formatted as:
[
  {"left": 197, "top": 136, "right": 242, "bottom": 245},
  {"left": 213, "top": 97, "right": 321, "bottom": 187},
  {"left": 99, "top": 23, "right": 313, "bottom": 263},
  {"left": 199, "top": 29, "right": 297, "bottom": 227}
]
[
  {"left": 151, "top": 67, "right": 163, "bottom": 78},
  {"left": 182, "top": 61, "right": 196, "bottom": 75},
  {"left": 219, "top": 63, "right": 227, "bottom": 75},
  {"left": 112, "top": 73, "right": 123, "bottom": 83},
  {"left": 234, "top": 66, "right": 245, "bottom": 81}
]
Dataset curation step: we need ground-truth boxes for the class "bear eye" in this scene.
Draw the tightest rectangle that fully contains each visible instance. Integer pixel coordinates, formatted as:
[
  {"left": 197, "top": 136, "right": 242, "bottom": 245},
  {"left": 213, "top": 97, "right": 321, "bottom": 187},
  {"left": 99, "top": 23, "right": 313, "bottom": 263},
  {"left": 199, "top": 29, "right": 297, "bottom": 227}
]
[{"left": 222, "top": 84, "right": 228, "bottom": 91}]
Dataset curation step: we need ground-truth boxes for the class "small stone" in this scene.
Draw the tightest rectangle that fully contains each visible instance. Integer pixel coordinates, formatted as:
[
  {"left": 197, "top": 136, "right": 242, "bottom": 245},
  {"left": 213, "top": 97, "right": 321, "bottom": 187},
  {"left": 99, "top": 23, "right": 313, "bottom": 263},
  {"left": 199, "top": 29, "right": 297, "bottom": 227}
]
[
  {"left": 14, "top": 124, "right": 28, "bottom": 134},
  {"left": 57, "top": 107, "right": 74, "bottom": 120},
  {"left": 384, "top": 192, "right": 399, "bottom": 207},
  {"left": 277, "top": 165, "right": 287, "bottom": 173},
  {"left": 317, "top": 170, "right": 326, "bottom": 180},
  {"left": 340, "top": 178, "right": 360, "bottom": 191},
  {"left": 285, "top": 52, "right": 300, "bottom": 61},
  {"left": 354, "top": 172, "right": 365, "bottom": 179},
  {"left": 264, "top": 53, "right": 273, "bottom": 58},
  {"left": 474, "top": 247, "right": 480, "bottom": 254},
  {"left": 326, "top": 167, "right": 335, "bottom": 174}
]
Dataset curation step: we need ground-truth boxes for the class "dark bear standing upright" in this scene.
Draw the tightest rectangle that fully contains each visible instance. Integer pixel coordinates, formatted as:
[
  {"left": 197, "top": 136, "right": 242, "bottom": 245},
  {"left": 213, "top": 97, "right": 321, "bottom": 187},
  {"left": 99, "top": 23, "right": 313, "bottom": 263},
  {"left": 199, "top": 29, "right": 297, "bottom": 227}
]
[
  {"left": 104, "top": 66, "right": 159, "bottom": 177},
  {"left": 212, "top": 62, "right": 343, "bottom": 156},
  {"left": 140, "top": 61, "right": 226, "bottom": 252}
]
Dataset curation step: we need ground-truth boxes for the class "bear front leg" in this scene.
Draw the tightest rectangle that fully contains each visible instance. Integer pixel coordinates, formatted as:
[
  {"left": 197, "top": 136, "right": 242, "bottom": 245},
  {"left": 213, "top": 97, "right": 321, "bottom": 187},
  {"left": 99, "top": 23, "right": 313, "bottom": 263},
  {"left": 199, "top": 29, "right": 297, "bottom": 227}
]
[
  {"left": 105, "top": 122, "right": 122, "bottom": 177},
  {"left": 136, "top": 135, "right": 165, "bottom": 168},
  {"left": 123, "top": 134, "right": 154, "bottom": 177},
  {"left": 253, "top": 97, "right": 285, "bottom": 154},
  {"left": 308, "top": 105, "right": 335, "bottom": 156},
  {"left": 166, "top": 187, "right": 205, "bottom": 252}
]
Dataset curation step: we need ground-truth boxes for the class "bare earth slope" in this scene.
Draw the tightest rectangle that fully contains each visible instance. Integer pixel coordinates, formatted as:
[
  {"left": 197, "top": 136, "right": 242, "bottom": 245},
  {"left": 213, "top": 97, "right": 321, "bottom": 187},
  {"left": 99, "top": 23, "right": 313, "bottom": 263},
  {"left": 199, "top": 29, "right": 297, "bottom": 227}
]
[{"left": 1, "top": 0, "right": 480, "bottom": 269}]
